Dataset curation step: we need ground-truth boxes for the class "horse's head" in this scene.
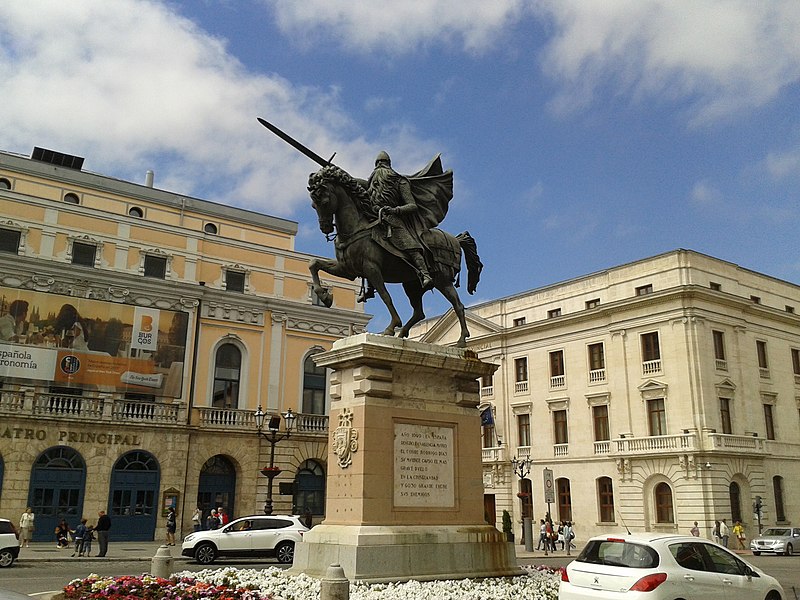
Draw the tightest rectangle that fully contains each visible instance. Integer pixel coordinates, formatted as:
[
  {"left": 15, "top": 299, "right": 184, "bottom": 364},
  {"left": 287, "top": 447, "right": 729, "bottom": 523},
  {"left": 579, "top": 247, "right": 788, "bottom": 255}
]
[{"left": 308, "top": 168, "right": 337, "bottom": 235}]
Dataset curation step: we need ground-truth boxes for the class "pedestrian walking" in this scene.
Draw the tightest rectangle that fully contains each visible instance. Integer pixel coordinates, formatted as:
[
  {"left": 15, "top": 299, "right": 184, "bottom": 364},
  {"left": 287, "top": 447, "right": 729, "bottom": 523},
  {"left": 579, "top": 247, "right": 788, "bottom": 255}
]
[
  {"left": 733, "top": 520, "right": 746, "bottom": 550},
  {"left": 712, "top": 520, "right": 721, "bottom": 545},
  {"left": 165, "top": 507, "right": 177, "bottom": 546},
  {"left": 191, "top": 507, "right": 202, "bottom": 532},
  {"left": 19, "top": 507, "right": 35, "bottom": 548},
  {"left": 71, "top": 518, "right": 88, "bottom": 557},
  {"left": 95, "top": 510, "right": 111, "bottom": 557},
  {"left": 218, "top": 507, "right": 229, "bottom": 525},
  {"left": 537, "top": 520, "right": 547, "bottom": 551},
  {"left": 206, "top": 509, "right": 220, "bottom": 530}
]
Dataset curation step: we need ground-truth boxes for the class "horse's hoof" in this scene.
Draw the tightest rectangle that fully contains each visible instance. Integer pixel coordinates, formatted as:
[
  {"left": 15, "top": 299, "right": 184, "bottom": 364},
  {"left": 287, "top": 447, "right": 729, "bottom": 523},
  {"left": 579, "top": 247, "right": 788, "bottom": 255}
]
[
  {"left": 317, "top": 290, "right": 333, "bottom": 308},
  {"left": 381, "top": 328, "right": 396, "bottom": 336},
  {"left": 456, "top": 339, "right": 467, "bottom": 348},
  {"left": 398, "top": 330, "right": 409, "bottom": 339}
]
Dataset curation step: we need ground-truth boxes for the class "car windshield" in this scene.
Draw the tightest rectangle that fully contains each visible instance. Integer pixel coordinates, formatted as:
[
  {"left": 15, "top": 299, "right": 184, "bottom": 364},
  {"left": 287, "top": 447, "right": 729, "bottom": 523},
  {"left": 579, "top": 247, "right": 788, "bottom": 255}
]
[
  {"left": 576, "top": 539, "right": 659, "bottom": 568},
  {"left": 761, "top": 528, "right": 790, "bottom": 536}
]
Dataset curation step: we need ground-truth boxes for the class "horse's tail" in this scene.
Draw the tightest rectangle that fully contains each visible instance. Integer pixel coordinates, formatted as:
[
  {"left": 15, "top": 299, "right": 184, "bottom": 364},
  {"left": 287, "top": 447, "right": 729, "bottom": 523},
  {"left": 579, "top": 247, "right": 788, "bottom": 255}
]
[{"left": 455, "top": 231, "right": 482, "bottom": 295}]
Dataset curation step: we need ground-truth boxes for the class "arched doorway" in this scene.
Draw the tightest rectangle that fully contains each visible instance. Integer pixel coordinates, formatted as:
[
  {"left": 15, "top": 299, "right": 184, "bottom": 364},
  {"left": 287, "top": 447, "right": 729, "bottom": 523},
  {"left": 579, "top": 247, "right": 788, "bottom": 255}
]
[
  {"left": 197, "top": 455, "right": 236, "bottom": 524},
  {"left": 729, "top": 482, "right": 742, "bottom": 523},
  {"left": 28, "top": 447, "right": 86, "bottom": 541},
  {"left": 109, "top": 451, "right": 160, "bottom": 541},
  {"left": 293, "top": 460, "right": 325, "bottom": 516}
]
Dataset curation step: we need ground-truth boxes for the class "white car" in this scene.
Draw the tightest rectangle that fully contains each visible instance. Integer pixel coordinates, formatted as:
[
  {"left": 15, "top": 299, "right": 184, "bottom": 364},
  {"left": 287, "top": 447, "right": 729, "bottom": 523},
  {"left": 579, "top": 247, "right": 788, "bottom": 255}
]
[
  {"left": 559, "top": 533, "right": 785, "bottom": 600},
  {"left": 750, "top": 527, "right": 800, "bottom": 556},
  {"left": 0, "top": 520, "right": 19, "bottom": 568},
  {"left": 181, "top": 515, "right": 308, "bottom": 565}
]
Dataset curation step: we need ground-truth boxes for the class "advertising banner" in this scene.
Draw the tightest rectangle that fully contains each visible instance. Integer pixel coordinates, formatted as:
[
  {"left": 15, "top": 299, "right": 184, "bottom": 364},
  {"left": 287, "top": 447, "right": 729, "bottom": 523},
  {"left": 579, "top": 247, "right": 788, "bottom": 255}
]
[{"left": 0, "top": 286, "right": 189, "bottom": 397}]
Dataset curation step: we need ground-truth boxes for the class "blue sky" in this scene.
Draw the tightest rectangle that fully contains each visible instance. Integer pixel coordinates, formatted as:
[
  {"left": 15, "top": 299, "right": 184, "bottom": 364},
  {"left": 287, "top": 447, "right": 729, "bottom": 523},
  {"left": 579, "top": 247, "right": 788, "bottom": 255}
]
[{"left": 1, "top": 2, "right": 799, "bottom": 331}]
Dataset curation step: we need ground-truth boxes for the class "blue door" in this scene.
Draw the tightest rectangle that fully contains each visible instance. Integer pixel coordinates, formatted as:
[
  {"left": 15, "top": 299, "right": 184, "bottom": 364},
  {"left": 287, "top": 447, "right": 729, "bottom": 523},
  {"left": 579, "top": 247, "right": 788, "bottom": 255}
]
[
  {"left": 197, "top": 455, "right": 236, "bottom": 525},
  {"left": 109, "top": 451, "right": 160, "bottom": 541},
  {"left": 28, "top": 447, "right": 86, "bottom": 542}
]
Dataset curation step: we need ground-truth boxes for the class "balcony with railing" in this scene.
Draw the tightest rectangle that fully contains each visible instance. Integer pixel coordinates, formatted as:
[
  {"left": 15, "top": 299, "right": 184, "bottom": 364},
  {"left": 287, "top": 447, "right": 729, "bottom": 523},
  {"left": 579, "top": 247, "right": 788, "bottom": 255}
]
[
  {"left": 715, "top": 359, "right": 727, "bottom": 371},
  {"left": 550, "top": 375, "right": 565, "bottom": 389},
  {"left": 193, "top": 406, "right": 328, "bottom": 436},
  {"left": 704, "top": 432, "right": 767, "bottom": 454},
  {"left": 481, "top": 446, "right": 504, "bottom": 463},
  {"left": 642, "top": 359, "right": 662, "bottom": 375},
  {"left": 1, "top": 389, "right": 185, "bottom": 425},
  {"left": 480, "top": 385, "right": 494, "bottom": 397},
  {"left": 514, "top": 380, "right": 529, "bottom": 394},
  {"left": 589, "top": 368, "right": 606, "bottom": 383},
  {"left": 594, "top": 440, "right": 611, "bottom": 454},
  {"left": 759, "top": 367, "right": 770, "bottom": 379},
  {"left": 612, "top": 431, "right": 698, "bottom": 455},
  {"left": 553, "top": 443, "right": 568, "bottom": 457}
]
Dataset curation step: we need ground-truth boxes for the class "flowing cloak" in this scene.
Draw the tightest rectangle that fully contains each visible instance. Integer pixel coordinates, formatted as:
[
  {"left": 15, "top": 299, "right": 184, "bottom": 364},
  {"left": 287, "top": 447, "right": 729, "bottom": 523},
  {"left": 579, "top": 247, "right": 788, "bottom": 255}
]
[{"left": 406, "top": 154, "right": 453, "bottom": 230}]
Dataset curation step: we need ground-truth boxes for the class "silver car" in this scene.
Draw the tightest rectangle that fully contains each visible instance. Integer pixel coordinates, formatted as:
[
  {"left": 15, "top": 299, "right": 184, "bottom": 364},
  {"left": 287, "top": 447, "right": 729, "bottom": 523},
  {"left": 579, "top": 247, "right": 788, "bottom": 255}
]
[{"left": 750, "top": 527, "right": 800, "bottom": 556}]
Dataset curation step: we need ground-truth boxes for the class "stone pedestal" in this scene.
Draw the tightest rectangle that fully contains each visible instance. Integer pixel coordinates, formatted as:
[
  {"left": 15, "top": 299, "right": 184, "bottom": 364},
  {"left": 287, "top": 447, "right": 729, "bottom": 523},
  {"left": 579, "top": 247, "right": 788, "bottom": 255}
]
[{"left": 290, "top": 333, "right": 520, "bottom": 582}]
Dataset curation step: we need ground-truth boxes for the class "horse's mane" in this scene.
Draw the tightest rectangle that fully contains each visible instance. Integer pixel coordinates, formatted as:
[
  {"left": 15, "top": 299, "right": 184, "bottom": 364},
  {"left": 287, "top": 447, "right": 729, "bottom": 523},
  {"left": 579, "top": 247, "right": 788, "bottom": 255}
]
[{"left": 308, "top": 166, "right": 376, "bottom": 219}]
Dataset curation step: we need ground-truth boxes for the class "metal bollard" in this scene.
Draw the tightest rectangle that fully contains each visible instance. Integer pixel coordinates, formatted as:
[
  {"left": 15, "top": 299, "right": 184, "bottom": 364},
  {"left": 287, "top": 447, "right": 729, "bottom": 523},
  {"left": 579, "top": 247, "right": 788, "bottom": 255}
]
[
  {"left": 320, "top": 563, "right": 349, "bottom": 600},
  {"left": 150, "top": 544, "right": 173, "bottom": 579}
]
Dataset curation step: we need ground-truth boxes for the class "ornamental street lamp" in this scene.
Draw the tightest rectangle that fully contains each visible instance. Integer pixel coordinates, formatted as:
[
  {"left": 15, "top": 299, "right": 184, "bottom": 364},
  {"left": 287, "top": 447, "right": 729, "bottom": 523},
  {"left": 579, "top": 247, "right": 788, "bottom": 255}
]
[
  {"left": 254, "top": 405, "right": 296, "bottom": 516},
  {"left": 511, "top": 455, "right": 534, "bottom": 551}
]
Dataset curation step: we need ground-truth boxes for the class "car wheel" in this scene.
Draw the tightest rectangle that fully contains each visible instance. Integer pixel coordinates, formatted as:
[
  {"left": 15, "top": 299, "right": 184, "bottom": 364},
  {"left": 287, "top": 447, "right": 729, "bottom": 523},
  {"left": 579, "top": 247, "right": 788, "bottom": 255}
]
[
  {"left": 785, "top": 543, "right": 792, "bottom": 556},
  {"left": 753, "top": 551, "right": 761, "bottom": 556},
  {"left": 0, "top": 550, "right": 14, "bottom": 568},
  {"left": 275, "top": 541, "right": 295, "bottom": 564},
  {"left": 194, "top": 542, "right": 217, "bottom": 565}
]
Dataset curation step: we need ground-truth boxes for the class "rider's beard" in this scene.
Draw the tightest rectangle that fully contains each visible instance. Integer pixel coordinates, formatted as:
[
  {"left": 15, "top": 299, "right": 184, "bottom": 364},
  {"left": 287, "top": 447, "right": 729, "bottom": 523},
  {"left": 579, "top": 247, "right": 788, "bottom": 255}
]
[{"left": 369, "top": 165, "right": 396, "bottom": 206}]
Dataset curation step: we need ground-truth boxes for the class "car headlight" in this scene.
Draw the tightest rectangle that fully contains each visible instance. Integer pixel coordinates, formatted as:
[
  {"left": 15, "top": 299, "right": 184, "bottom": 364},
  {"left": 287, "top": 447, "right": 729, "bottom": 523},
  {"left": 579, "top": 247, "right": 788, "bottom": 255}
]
[{"left": 183, "top": 534, "right": 195, "bottom": 543}]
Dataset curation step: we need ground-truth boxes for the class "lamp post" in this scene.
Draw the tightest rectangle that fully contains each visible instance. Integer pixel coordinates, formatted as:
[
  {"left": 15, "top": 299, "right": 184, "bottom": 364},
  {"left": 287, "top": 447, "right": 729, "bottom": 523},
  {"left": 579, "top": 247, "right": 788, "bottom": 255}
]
[
  {"left": 254, "top": 405, "right": 296, "bottom": 516},
  {"left": 511, "top": 455, "right": 534, "bottom": 551}
]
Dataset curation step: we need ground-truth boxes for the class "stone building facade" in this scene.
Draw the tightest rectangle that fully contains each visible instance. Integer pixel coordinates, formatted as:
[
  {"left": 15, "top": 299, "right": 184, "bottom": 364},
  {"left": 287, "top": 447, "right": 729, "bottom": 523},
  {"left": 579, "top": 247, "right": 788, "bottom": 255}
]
[
  {"left": 410, "top": 249, "right": 800, "bottom": 541},
  {"left": 0, "top": 147, "right": 369, "bottom": 541}
]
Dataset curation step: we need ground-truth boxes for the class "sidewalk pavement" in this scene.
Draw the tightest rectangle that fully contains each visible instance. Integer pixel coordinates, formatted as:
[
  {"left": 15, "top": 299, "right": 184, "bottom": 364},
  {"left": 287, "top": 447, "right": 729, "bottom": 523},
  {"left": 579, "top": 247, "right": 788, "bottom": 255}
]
[
  {"left": 16, "top": 541, "right": 755, "bottom": 564},
  {"left": 15, "top": 541, "right": 187, "bottom": 563}
]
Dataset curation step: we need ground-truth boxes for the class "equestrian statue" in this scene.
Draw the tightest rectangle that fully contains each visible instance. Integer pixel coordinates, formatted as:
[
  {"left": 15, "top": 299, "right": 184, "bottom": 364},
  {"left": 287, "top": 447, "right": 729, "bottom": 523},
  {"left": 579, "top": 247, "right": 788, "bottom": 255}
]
[{"left": 258, "top": 118, "right": 483, "bottom": 347}]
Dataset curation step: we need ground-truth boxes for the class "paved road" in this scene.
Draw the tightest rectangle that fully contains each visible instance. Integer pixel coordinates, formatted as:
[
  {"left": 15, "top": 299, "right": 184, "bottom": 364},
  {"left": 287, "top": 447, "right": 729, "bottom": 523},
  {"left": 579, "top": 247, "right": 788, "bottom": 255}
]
[{"left": 1, "top": 550, "right": 798, "bottom": 597}]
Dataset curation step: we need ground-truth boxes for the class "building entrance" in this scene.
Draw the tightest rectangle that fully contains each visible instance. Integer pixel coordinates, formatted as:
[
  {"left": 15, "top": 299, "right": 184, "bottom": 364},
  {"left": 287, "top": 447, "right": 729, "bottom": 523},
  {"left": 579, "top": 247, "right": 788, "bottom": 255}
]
[
  {"left": 28, "top": 447, "right": 86, "bottom": 542},
  {"left": 197, "top": 455, "right": 236, "bottom": 524},
  {"left": 109, "top": 451, "right": 160, "bottom": 541}
]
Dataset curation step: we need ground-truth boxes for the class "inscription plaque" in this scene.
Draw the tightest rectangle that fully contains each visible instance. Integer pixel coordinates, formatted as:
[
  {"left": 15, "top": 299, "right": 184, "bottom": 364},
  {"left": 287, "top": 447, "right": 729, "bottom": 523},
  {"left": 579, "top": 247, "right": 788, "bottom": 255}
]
[{"left": 394, "top": 422, "right": 455, "bottom": 508}]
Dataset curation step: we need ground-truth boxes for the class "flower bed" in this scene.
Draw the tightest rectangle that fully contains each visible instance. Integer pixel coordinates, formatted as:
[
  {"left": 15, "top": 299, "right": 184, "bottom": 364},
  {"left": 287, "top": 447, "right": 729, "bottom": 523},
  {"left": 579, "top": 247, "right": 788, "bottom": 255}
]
[{"left": 64, "top": 565, "right": 561, "bottom": 600}]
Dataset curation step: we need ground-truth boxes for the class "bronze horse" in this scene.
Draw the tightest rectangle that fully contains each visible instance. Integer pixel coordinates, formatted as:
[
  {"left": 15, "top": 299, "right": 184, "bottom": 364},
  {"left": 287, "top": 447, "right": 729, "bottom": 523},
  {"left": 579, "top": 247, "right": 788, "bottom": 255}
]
[{"left": 307, "top": 165, "right": 482, "bottom": 347}]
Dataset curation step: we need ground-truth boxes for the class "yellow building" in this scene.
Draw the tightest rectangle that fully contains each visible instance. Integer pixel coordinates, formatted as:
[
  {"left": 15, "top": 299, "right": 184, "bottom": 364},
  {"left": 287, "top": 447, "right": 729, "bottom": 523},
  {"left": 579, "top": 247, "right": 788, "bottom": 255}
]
[{"left": 0, "top": 147, "right": 369, "bottom": 540}]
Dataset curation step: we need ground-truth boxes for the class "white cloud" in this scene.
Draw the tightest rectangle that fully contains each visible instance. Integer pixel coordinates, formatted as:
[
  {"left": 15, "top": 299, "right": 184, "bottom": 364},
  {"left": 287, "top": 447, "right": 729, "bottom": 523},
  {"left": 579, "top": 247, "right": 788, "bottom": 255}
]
[
  {"left": 764, "top": 147, "right": 800, "bottom": 180},
  {"left": 265, "top": 0, "right": 528, "bottom": 54},
  {"left": 535, "top": 0, "right": 800, "bottom": 124},
  {"left": 0, "top": 1, "right": 414, "bottom": 214},
  {"left": 690, "top": 180, "right": 724, "bottom": 206}
]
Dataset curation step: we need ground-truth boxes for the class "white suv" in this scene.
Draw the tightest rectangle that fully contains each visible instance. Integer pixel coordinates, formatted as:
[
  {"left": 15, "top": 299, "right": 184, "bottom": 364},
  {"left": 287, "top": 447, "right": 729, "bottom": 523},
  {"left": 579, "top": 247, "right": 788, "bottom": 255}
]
[
  {"left": 0, "top": 519, "right": 20, "bottom": 568},
  {"left": 181, "top": 515, "right": 307, "bottom": 565},
  {"left": 560, "top": 533, "right": 785, "bottom": 600}
]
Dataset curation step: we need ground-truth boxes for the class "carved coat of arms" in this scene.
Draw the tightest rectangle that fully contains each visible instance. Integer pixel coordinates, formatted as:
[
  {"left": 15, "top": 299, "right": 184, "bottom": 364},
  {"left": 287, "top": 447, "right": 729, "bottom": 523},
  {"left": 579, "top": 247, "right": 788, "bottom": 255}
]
[{"left": 332, "top": 407, "right": 359, "bottom": 469}]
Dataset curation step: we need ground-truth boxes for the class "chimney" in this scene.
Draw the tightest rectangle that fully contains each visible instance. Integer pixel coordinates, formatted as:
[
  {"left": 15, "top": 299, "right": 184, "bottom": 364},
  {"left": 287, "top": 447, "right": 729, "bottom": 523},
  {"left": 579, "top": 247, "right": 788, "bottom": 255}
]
[{"left": 145, "top": 170, "right": 154, "bottom": 187}]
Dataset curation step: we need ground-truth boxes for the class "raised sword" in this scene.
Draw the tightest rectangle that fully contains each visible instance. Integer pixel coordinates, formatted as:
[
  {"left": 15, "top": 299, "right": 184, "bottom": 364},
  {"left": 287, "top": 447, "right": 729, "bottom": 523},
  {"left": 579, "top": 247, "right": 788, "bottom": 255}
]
[{"left": 257, "top": 117, "right": 337, "bottom": 167}]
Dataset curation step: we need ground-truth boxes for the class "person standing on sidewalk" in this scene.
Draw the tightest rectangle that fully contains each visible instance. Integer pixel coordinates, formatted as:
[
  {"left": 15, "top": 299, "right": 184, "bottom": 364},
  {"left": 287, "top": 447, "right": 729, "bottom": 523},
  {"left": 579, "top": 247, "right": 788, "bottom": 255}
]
[
  {"left": 563, "top": 522, "right": 573, "bottom": 556},
  {"left": 191, "top": 507, "right": 202, "bottom": 532},
  {"left": 95, "top": 511, "right": 111, "bottom": 557},
  {"left": 720, "top": 518, "right": 730, "bottom": 548},
  {"left": 165, "top": 507, "right": 177, "bottom": 546},
  {"left": 19, "top": 507, "right": 35, "bottom": 548},
  {"left": 71, "top": 518, "right": 88, "bottom": 557}
]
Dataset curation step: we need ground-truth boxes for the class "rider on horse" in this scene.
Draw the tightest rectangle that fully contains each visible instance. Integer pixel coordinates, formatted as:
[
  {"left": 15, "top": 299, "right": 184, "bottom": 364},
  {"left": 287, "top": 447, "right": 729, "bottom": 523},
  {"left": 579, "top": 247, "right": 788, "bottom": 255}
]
[{"left": 356, "top": 151, "right": 453, "bottom": 295}]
